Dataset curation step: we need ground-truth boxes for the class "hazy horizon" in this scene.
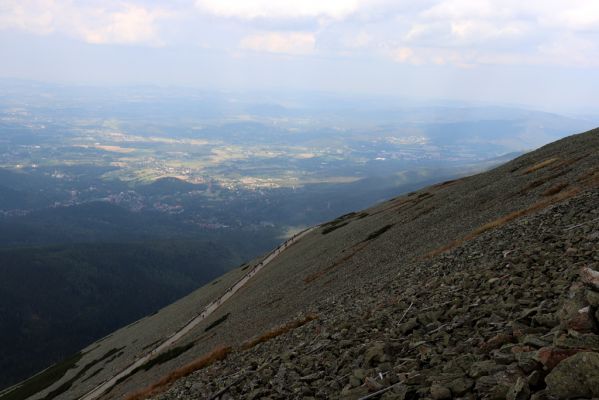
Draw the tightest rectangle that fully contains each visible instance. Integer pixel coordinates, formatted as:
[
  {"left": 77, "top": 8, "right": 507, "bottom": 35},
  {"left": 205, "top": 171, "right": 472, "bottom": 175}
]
[{"left": 1, "top": 1, "right": 599, "bottom": 114}]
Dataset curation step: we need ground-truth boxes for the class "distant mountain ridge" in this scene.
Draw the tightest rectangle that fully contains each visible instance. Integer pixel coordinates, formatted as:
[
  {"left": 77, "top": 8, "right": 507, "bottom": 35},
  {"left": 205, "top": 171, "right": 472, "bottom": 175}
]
[{"left": 2, "top": 127, "right": 599, "bottom": 400}]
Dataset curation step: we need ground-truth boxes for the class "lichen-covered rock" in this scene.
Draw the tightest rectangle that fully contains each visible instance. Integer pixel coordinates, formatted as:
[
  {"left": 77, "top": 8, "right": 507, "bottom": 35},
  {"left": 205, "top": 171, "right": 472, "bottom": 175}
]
[{"left": 545, "top": 352, "right": 599, "bottom": 398}]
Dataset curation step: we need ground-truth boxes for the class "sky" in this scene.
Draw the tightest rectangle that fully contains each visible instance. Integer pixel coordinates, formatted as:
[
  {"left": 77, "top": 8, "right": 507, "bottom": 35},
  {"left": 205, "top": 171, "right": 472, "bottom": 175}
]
[{"left": 1, "top": 0, "right": 599, "bottom": 112}]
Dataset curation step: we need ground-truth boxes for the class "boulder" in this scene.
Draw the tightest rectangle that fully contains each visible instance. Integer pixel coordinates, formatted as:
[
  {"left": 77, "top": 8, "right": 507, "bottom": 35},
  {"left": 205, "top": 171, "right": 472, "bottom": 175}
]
[{"left": 545, "top": 352, "right": 599, "bottom": 398}]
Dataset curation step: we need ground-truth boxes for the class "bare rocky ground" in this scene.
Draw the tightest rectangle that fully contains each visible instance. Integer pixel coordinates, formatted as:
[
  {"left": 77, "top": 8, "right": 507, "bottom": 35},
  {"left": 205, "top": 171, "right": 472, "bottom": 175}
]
[
  {"left": 154, "top": 189, "right": 599, "bottom": 400},
  {"left": 7, "top": 129, "right": 599, "bottom": 400}
]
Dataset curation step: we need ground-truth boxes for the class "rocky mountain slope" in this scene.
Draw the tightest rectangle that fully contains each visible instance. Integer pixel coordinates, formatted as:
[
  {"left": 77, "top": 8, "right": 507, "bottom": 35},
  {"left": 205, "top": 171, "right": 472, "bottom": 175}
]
[{"left": 2, "top": 127, "right": 598, "bottom": 400}]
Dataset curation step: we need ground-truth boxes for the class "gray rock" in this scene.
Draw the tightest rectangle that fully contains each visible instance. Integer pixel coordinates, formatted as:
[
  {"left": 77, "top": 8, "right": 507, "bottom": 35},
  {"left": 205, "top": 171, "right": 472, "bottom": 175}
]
[{"left": 545, "top": 352, "right": 599, "bottom": 398}]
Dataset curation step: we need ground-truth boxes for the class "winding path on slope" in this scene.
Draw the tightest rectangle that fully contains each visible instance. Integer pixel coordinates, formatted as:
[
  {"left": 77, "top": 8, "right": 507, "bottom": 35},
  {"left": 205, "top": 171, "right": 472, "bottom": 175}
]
[{"left": 79, "top": 228, "right": 314, "bottom": 400}]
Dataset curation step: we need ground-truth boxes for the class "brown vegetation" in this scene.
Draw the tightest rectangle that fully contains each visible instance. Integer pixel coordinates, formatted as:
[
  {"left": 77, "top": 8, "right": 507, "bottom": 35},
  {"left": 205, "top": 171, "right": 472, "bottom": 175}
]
[
  {"left": 241, "top": 314, "right": 318, "bottom": 351},
  {"left": 124, "top": 346, "right": 232, "bottom": 400},
  {"left": 549, "top": 153, "right": 589, "bottom": 171},
  {"left": 523, "top": 158, "right": 559, "bottom": 174},
  {"left": 424, "top": 186, "right": 580, "bottom": 258},
  {"left": 577, "top": 167, "right": 599, "bottom": 187},
  {"left": 542, "top": 183, "right": 570, "bottom": 197}
]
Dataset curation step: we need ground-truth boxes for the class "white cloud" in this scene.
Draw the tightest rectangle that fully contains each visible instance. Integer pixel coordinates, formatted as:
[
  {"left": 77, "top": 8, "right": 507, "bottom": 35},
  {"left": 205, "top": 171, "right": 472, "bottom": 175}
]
[
  {"left": 1, "top": 0, "right": 598, "bottom": 67},
  {"left": 539, "top": 1, "right": 599, "bottom": 31},
  {"left": 385, "top": 0, "right": 599, "bottom": 67},
  {"left": 77, "top": 5, "right": 167, "bottom": 45},
  {"left": 240, "top": 32, "right": 315, "bottom": 55},
  {"left": 0, "top": 1, "right": 171, "bottom": 45},
  {"left": 0, "top": 0, "right": 57, "bottom": 34},
  {"left": 195, "top": 0, "right": 361, "bottom": 20}
]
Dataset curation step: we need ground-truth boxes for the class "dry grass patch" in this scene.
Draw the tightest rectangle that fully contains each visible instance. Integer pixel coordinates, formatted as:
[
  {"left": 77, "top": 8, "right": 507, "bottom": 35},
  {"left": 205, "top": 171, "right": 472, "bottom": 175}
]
[
  {"left": 520, "top": 169, "right": 571, "bottom": 194},
  {"left": 577, "top": 168, "right": 599, "bottom": 188},
  {"left": 124, "top": 346, "right": 232, "bottom": 400},
  {"left": 523, "top": 158, "right": 559, "bottom": 174},
  {"left": 241, "top": 314, "right": 318, "bottom": 351},
  {"left": 549, "top": 153, "right": 589, "bottom": 171},
  {"left": 424, "top": 186, "right": 580, "bottom": 258},
  {"left": 542, "top": 182, "right": 569, "bottom": 197}
]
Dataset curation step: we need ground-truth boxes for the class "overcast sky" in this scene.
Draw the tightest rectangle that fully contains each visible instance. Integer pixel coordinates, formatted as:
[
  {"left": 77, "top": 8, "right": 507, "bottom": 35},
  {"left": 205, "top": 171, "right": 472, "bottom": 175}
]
[{"left": 1, "top": 0, "right": 598, "bottom": 112}]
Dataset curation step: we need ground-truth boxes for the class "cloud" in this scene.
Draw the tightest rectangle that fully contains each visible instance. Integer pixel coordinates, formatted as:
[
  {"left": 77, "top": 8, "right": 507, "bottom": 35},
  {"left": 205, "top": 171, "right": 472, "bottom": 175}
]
[
  {"left": 195, "top": 0, "right": 361, "bottom": 20},
  {"left": 383, "top": 0, "right": 599, "bottom": 67},
  {"left": 1, "top": 0, "right": 598, "bottom": 68},
  {"left": 539, "top": 1, "right": 599, "bottom": 31},
  {"left": 240, "top": 32, "right": 316, "bottom": 55},
  {"left": 0, "top": 0, "right": 57, "bottom": 35},
  {"left": 0, "top": 0, "right": 171, "bottom": 45},
  {"left": 76, "top": 5, "right": 168, "bottom": 45}
]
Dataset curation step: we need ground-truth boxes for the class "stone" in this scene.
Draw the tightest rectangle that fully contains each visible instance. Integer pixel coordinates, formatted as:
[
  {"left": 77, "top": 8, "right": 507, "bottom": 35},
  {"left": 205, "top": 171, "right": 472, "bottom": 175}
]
[
  {"left": 585, "top": 289, "right": 599, "bottom": 306},
  {"left": 527, "top": 370, "right": 542, "bottom": 387},
  {"left": 474, "top": 370, "right": 524, "bottom": 400},
  {"left": 506, "top": 377, "right": 530, "bottom": 400},
  {"left": 468, "top": 360, "right": 505, "bottom": 378},
  {"left": 566, "top": 306, "right": 597, "bottom": 333},
  {"left": 348, "top": 376, "right": 362, "bottom": 388},
  {"left": 480, "top": 333, "right": 515, "bottom": 352},
  {"left": 447, "top": 377, "right": 474, "bottom": 396},
  {"left": 558, "top": 290, "right": 588, "bottom": 331},
  {"left": 536, "top": 347, "right": 582, "bottom": 370},
  {"left": 340, "top": 385, "right": 370, "bottom": 399},
  {"left": 430, "top": 384, "right": 452, "bottom": 399},
  {"left": 532, "top": 313, "right": 559, "bottom": 328},
  {"left": 442, "top": 354, "right": 478, "bottom": 373},
  {"left": 364, "top": 377, "right": 384, "bottom": 391},
  {"left": 398, "top": 318, "right": 419, "bottom": 335},
  {"left": 522, "top": 335, "right": 550, "bottom": 348},
  {"left": 554, "top": 333, "right": 599, "bottom": 351},
  {"left": 545, "top": 352, "right": 599, "bottom": 398},
  {"left": 515, "top": 351, "right": 540, "bottom": 374},
  {"left": 248, "top": 388, "right": 270, "bottom": 400},
  {"left": 364, "top": 342, "right": 390, "bottom": 366},
  {"left": 580, "top": 267, "right": 599, "bottom": 291}
]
